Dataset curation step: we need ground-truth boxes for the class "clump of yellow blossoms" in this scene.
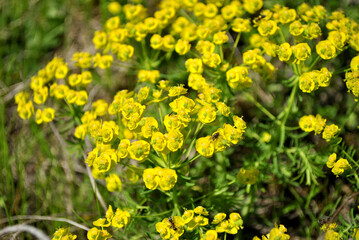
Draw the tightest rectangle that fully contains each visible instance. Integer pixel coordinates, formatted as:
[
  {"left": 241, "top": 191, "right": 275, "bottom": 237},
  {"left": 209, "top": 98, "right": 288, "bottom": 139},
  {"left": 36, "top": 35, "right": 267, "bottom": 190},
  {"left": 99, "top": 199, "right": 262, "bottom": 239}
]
[
  {"left": 52, "top": 227, "right": 77, "bottom": 240},
  {"left": 143, "top": 167, "right": 177, "bottom": 191},
  {"left": 320, "top": 222, "right": 341, "bottom": 240},
  {"left": 156, "top": 206, "right": 243, "bottom": 239},
  {"left": 88, "top": 205, "right": 130, "bottom": 240},
  {"left": 299, "top": 114, "right": 340, "bottom": 141},
  {"left": 14, "top": 0, "right": 359, "bottom": 239},
  {"left": 326, "top": 153, "right": 351, "bottom": 177},
  {"left": 253, "top": 224, "right": 290, "bottom": 240}
]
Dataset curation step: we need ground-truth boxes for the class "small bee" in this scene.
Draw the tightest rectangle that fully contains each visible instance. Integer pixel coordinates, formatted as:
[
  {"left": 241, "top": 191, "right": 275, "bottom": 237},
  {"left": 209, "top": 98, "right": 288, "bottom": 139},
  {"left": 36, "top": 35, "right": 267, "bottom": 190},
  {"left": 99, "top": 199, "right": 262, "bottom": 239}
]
[
  {"left": 253, "top": 14, "right": 266, "bottom": 25},
  {"left": 211, "top": 132, "right": 220, "bottom": 142},
  {"left": 168, "top": 217, "right": 177, "bottom": 231}
]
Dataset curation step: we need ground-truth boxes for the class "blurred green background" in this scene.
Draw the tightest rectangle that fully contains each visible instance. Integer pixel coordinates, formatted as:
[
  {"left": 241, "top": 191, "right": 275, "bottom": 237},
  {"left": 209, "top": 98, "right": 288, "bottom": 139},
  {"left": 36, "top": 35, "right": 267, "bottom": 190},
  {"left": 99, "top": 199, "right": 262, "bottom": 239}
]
[{"left": 0, "top": 0, "right": 358, "bottom": 239}]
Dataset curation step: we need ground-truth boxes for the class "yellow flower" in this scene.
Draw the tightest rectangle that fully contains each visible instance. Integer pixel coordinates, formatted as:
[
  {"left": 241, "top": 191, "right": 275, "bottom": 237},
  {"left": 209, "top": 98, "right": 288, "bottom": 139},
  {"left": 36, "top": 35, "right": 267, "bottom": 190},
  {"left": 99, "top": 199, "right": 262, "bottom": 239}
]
[
  {"left": 114, "top": 44, "right": 134, "bottom": 61},
  {"left": 222, "top": 123, "right": 242, "bottom": 145},
  {"left": 198, "top": 105, "right": 216, "bottom": 124},
  {"left": 216, "top": 102, "right": 230, "bottom": 116},
  {"left": 158, "top": 168, "right": 177, "bottom": 191},
  {"left": 299, "top": 115, "right": 315, "bottom": 132},
  {"left": 93, "top": 149, "right": 117, "bottom": 173},
  {"left": 72, "top": 52, "right": 92, "bottom": 69},
  {"left": 93, "top": 53, "right": 113, "bottom": 69},
  {"left": 164, "top": 114, "right": 183, "bottom": 131},
  {"left": 92, "top": 99, "right": 108, "bottom": 117},
  {"left": 351, "top": 56, "right": 359, "bottom": 71},
  {"left": 188, "top": 73, "right": 206, "bottom": 91},
  {"left": 138, "top": 70, "right": 160, "bottom": 84},
  {"left": 162, "top": 35, "right": 175, "bottom": 51},
  {"left": 81, "top": 71, "right": 93, "bottom": 85},
  {"left": 185, "top": 58, "right": 203, "bottom": 74},
  {"left": 188, "top": 215, "right": 209, "bottom": 231},
  {"left": 74, "top": 124, "right": 87, "bottom": 140},
  {"left": 243, "top": 0, "right": 263, "bottom": 14},
  {"left": 41, "top": 108, "right": 55, "bottom": 123},
  {"left": 93, "top": 31, "right": 107, "bottom": 49},
  {"left": 175, "top": 39, "right": 191, "bottom": 55},
  {"left": 87, "top": 228, "right": 112, "bottom": 240},
  {"left": 128, "top": 140, "right": 150, "bottom": 162},
  {"left": 168, "top": 84, "right": 188, "bottom": 97},
  {"left": 267, "top": 224, "right": 290, "bottom": 240},
  {"left": 212, "top": 213, "right": 226, "bottom": 224},
  {"left": 332, "top": 158, "right": 351, "bottom": 176},
  {"left": 54, "top": 84, "right": 69, "bottom": 99},
  {"left": 232, "top": 18, "right": 251, "bottom": 33},
  {"left": 289, "top": 20, "right": 304, "bottom": 36},
  {"left": 143, "top": 167, "right": 161, "bottom": 190},
  {"left": 213, "top": 31, "right": 228, "bottom": 45},
  {"left": 141, "top": 117, "right": 158, "bottom": 138},
  {"left": 292, "top": 43, "right": 311, "bottom": 64},
  {"left": 33, "top": 87, "right": 48, "bottom": 105},
  {"left": 182, "top": 210, "right": 194, "bottom": 224},
  {"left": 279, "top": 8, "right": 297, "bottom": 24},
  {"left": 166, "top": 129, "right": 184, "bottom": 152},
  {"left": 299, "top": 72, "right": 317, "bottom": 93},
  {"left": 316, "top": 40, "right": 336, "bottom": 60},
  {"left": 151, "top": 34, "right": 163, "bottom": 49},
  {"left": 226, "top": 66, "right": 252, "bottom": 89},
  {"left": 196, "top": 40, "right": 215, "bottom": 54},
  {"left": 112, "top": 208, "right": 131, "bottom": 229},
  {"left": 202, "top": 52, "right": 221, "bottom": 68},
  {"left": 327, "top": 153, "right": 337, "bottom": 168},
  {"left": 106, "top": 173, "right": 122, "bottom": 192},
  {"left": 108, "top": 2, "right": 121, "bottom": 15},
  {"left": 322, "top": 124, "right": 340, "bottom": 141},
  {"left": 169, "top": 96, "right": 195, "bottom": 113},
  {"left": 233, "top": 115, "right": 247, "bottom": 132},
  {"left": 258, "top": 20, "right": 278, "bottom": 36},
  {"left": 277, "top": 43, "right": 293, "bottom": 62},
  {"left": 52, "top": 227, "right": 77, "bottom": 240},
  {"left": 105, "top": 16, "right": 120, "bottom": 31},
  {"left": 151, "top": 131, "right": 167, "bottom": 152},
  {"left": 156, "top": 221, "right": 171, "bottom": 239},
  {"left": 196, "top": 136, "right": 215, "bottom": 157}
]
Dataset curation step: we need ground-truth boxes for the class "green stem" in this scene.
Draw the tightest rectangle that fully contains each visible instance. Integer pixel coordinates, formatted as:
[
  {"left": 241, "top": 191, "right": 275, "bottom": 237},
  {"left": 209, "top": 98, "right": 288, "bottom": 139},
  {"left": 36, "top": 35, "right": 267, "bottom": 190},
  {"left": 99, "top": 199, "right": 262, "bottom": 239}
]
[
  {"left": 219, "top": 45, "right": 224, "bottom": 62},
  {"left": 244, "top": 92, "right": 276, "bottom": 121},
  {"left": 228, "top": 33, "right": 241, "bottom": 64},
  {"left": 279, "top": 78, "right": 299, "bottom": 149},
  {"left": 308, "top": 55, "right": 321, "bottom": 71},
  {"left": 172, "top": 185, "right": 180, "bottom": 216},
  {"left": 278, "top": 27, "right": 286, "bottom": 44}
]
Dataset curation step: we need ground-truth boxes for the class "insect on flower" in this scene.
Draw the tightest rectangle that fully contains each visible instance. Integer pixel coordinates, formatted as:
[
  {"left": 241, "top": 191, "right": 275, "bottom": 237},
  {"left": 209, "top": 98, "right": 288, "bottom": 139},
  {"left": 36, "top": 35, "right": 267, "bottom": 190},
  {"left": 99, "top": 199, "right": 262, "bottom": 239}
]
[
  {"left": 211, "top": 132, "right": 220, "bottom": 142},
  {"left": 253, "top": 14, "right": 266, "bottom": 25},
  {"left": 168, "top": 217, "right": 177, "bottom": 231}
]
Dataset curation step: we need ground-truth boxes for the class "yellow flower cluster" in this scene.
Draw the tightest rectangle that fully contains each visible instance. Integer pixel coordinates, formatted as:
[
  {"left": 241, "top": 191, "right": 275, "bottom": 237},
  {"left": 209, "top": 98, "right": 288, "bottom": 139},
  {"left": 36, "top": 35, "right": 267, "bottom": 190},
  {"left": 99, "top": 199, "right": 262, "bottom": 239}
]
[
  {"left": 320, "top": 222, "right": 341, "bottom": 240},
  {"left": 52, "top": 227, "right": 77, "bottom": 240},
  {"left": 143, "top": 167, "right": 177, "bottom": 191},
  {"left": 345, "top": 55, "right": 359, "bottom": 99},
  {"left": 299, "top": 68, "right": 332, "bottom": 93},
  {"left": 253, "top": 224, "right": 290, "bottom": 240},
  {"left": 196, "top": 116, "right": 246, "bottom": 158},
  {"left": 236, "top": 167, "right": 259, "bottom": 185},
  {"left": 156, "top": 206, "right": 243, "bottom": 239},
  {"left": 88, "top": 205, "right": 130, "bottom": 240},
  {"left": 326, "top": 153, "right": 351, "bottom": 177},
  {"left": 299, "top": 114, "right": 340, "bottom": 141},
  {"left": 105, "top": 173, "right": 122, "bottom": 192}
]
